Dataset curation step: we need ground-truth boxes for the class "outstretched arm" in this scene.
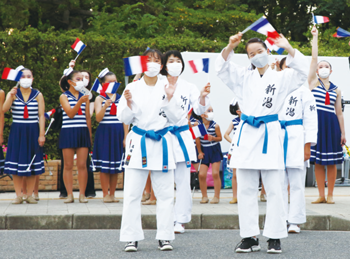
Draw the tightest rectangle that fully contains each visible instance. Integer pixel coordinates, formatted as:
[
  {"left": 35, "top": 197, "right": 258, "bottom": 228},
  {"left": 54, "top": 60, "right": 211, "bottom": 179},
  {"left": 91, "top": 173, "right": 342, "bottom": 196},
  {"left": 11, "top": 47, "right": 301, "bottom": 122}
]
[{"left": 308, "top": 26, "right": 319, "bottom": 90}]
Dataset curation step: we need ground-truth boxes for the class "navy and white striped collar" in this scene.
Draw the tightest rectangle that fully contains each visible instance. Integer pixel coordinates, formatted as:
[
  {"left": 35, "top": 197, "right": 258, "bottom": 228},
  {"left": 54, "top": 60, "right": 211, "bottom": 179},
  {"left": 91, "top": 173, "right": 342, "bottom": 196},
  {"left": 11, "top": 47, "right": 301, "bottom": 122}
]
[
  {"left": 65, "top": 90, "right": 83, "bottom": 100},
  {"left": 318, "top": 79, "right": 337, "bottom": 92},
  {"left": 16, "top": 89, "right": 39, "bottom": 105}
]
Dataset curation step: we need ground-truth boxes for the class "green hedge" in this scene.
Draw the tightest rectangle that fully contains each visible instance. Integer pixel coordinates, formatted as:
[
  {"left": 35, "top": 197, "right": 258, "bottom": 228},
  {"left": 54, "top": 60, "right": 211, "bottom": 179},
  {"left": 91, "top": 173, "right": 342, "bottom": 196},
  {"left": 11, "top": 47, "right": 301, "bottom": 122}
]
[{"left": 0, "top": 27, "right": 226, "bottom": 159}]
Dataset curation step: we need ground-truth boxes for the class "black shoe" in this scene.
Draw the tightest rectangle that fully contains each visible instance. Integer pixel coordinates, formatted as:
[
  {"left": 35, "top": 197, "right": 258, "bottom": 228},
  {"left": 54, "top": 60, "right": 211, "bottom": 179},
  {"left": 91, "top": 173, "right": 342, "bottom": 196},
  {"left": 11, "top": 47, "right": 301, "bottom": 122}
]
[
  {"left": 86, "top": 193, "right": 96, "bottom": 198},
  {"left": 124, "top": 241, "right": 138, "bottom": 252},
  {"left": 235, "top": 237, "right": 261, "bottom": 253},
  {"left": 59, "top": 193, "right": 67, "bottom": 199},
  {"left": 267, "top": 239, "right": 282, "bottom": 254},
  {"left": 158, "top": 240, "right": 173, "bottom": 251}
]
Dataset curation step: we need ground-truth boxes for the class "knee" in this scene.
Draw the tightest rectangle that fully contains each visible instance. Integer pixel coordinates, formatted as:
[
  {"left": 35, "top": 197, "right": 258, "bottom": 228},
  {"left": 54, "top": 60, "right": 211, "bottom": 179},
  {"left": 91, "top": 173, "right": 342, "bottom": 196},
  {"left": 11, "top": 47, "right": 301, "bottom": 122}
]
[
  {"left": 77, "top": 161, "right": 87, "bottom": 172},
  {"left": 64, "top": 162, "right": 73, "bottom": 171}
]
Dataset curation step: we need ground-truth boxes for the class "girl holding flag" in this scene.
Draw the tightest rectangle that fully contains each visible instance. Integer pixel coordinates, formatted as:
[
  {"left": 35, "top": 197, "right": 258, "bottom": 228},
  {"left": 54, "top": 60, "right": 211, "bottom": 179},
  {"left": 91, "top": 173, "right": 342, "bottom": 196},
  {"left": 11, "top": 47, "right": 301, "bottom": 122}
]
[
  {"left": 59, "top": 68, "right": 92, "bottom": 203},
  {"left": 3, "top": 68, "right": 46, "bottom": 204},
  {"left": 308, "top": 26, "right": 346, "bottom": 204},
  {"left": 216, "top": 32, "right": 308, "bottom": 253},
  {"left": 160, "top": 50, "right": 210, "bottom": 234},
  {"left": 118, "top": 49, "right": 180, "bottom": 252},
  {"left": 92, "top": 68, "right": 128, "bottom": 203}
]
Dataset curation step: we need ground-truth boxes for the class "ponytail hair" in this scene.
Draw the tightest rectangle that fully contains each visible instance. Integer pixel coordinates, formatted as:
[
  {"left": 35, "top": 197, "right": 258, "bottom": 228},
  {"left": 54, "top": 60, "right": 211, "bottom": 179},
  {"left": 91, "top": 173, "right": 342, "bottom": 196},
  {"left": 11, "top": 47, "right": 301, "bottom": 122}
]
[
  {"left": 60, "top": 70, "right": 79, "bottom": 91},
  {"left": 229, "top": 102, "right": 240, "bottom": 115}
]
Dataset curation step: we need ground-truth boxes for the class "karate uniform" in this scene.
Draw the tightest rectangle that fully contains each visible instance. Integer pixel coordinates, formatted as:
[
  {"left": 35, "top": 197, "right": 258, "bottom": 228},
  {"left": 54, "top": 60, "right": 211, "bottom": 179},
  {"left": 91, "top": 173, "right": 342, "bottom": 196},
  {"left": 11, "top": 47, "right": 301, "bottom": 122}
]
[
  {"left": 162, "top": 77, "right": 209, "bottom": 224},
  {"left": 279, "top": 86, "right": 318, "bottom": 225},
  {"left": 215, "top": 49, "right": 308, "bottom": 239},
  {"left": 117, "top": 77, "right": 180, "bottom": 242}
]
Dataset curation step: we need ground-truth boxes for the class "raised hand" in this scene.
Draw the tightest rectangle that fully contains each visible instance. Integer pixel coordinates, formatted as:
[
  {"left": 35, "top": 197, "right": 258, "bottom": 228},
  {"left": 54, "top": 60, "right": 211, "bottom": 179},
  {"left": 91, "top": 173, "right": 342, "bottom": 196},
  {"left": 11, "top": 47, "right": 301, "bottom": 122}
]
[
  {"left": 69, "top": 60, "right": 76, "bottom": 68},
  {"left": 80, "top": 95, "right": 89, "bottom": 103},
  {"left": 164, "top": 81, "right": 176, "bottom": 101},
  {"left": 200, "top": 83, "right": 211, "bottom": 98},
  {"left": 104, "top": 99, "right": 112, "bottom": 108},
  {"left": 228, "top": 32, "right": 243, "bottom": 49},
  {"left": 9, "top": 87, "right": 17, "bottom": 97},
  {"left": 311, "top": 26, "right": 318, "bottom": 37}
]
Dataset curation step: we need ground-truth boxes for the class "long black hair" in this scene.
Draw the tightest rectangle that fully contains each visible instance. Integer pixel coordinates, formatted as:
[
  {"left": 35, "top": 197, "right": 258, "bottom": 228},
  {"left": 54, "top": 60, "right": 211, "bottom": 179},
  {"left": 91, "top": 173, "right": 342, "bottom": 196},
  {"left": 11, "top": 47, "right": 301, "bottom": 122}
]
[
  {"left": 160, "top": 50, "right": 185, "bottom": 76},
  {"left": 60, "top": 70, "right": 80, "bottom": 91},
  {"left": 143, "top": 48, "right": 163, "bottom": 64}
]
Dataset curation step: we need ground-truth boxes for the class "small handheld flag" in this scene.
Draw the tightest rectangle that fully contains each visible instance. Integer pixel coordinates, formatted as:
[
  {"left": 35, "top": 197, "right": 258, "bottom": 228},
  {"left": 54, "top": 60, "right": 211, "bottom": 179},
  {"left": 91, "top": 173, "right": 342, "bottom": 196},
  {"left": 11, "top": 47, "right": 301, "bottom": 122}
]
[
  {"left": 71, "top": 38, "right": 86, "bottom": 61},
  {"left": 333, "top": 27, "right": 350, "bottom": 38},
  {"left": 1, "top": 68, "right": 23, "bottom": 82},
  {"left": 123, "top": 56, "right": 148, "bottom": 76},
  {"left": 45, "top": 108, "right": 56, "bottom": 120},
  {"left": 188, "top": 58, "right": 209, "bottom": 74},
  {"left": 189, "top": 124, "right": 208, "bottom": 139},
  {"left": 91, "top": 78, "right": 102, "bottom": 93},
  {"left": 242, "top": 16, "right": 284, "bottom": 54},
  {"left": 312, "top": 13, "right": 329, "bottom": 24},
  {"left": 102, "top": 82, "right": 120, "bottom": 94}
]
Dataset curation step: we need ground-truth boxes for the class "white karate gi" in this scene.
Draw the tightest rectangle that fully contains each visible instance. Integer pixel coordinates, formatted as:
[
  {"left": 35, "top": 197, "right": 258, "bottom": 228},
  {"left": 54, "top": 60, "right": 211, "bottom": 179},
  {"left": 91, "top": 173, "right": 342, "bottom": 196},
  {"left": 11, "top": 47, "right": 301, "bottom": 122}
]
[
  {"left": 215, "top": 49, "right": 308, "bottom": 239},
  {"left": 279, "top": 86, "right": 318, "bottom": 225},
  {"left": 117, "top": 77, "right": 180, "bottom": 242},
  {"left": 162, "top": 77, "right": 210, "bottom": 224}
]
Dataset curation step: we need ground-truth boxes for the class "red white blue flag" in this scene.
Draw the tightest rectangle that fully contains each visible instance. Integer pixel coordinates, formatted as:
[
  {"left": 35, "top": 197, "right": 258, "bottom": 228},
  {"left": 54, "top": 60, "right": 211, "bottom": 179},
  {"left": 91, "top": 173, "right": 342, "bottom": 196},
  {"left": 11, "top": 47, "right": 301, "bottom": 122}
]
[
  {"left": 333, "top": 27, "right": 350, "bottom": 38},
  {"left": 312, "top": 14, "right": 329, "bottom": 24},
  {"left": 189, "top": 124, "right": 208, "bottom": 139},
  {"left": 102, "top": 82, "right": 120, "bottom": 94},
  {"left": 188, "top": 58, "right": 209, "bottom": 73},
  {"left": 123, "top": 56, "right": 148, "bottom": 76},
  {"left": 1, "top": 68, "right": 22, "bottom": 82},
  {"left": 71, "top": 38, "right": 86, "bottom": 54}
]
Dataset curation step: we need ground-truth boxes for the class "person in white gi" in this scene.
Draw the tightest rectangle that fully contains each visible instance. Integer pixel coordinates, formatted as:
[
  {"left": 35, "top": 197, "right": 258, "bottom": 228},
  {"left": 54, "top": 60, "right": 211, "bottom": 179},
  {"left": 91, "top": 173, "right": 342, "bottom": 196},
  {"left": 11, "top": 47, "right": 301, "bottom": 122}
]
[
  {"left": 277, "top": 57, "right": 318, "bottom": 234},
  {"left": 215, "top": 33, "right": 308, "bottom": 254},
  {"left": 160, "top": 50, "right": 211, "bottom": 234},
  {"left": 118, "top": 49, "right": 180, "bottom": 252}
]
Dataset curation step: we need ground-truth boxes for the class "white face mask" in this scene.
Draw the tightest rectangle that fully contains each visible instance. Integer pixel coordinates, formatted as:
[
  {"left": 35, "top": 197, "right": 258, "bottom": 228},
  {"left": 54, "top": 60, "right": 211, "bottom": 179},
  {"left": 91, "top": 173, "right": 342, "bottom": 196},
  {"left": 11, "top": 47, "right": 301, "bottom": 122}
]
[
  {"left": 20, "top": 78, "right": 33, "bottom": 88},
  {"left": 144, "top": 62, "right": 161, "bottom": 77},
  {"left": 83, "top": 77, "right": 89, "bottom": 88},
  {"left": 167, "top": 62, "right": 183, "bottom": 77},
  {"left": 318, "top": 67, "right": 331, "bottom": 79},
  {"left": 206, "top": 112, "right": 214, "bottom": 121},
  {"left": 73, "top": 81, "right": 85, "bottom": 92},
  {"left": 250, "top": 51, "right": 269, "bottom": 68}
]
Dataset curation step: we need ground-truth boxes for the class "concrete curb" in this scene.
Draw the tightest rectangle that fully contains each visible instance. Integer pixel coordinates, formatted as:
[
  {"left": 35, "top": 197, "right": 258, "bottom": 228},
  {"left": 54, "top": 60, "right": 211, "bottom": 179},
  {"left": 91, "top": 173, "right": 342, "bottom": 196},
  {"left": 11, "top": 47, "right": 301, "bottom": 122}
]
[{"left": 0, "top": 214, "right": 349, "bottom": 230}]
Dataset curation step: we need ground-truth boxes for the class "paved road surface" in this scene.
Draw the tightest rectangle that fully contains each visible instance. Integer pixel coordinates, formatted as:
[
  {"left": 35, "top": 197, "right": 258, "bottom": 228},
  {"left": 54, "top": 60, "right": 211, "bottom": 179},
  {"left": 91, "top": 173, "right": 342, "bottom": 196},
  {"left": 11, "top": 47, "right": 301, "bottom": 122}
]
[{"left": 0, "top": 229, "right": 349, "bottom": 259}]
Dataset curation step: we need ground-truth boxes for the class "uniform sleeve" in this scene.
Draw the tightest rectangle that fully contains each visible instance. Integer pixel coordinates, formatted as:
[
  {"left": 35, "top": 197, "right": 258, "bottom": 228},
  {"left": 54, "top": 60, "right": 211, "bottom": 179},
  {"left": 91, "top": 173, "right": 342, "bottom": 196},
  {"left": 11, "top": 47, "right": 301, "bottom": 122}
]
[
  {"left": 189, "top": 83, "right": 210, "bottom": 116},
  {"left": 215, "top": 48, "right": 246, "bottom": 101},
  {"left": 161, "top": 95, "right": 183, "bottom": 125},
  {"left": 117, "top": 84, "right": 141, "bottom": 125},
  {"left": 302, "top": 88, "right": 318, "bottom": 146},
  {"left": 284, "top": 49, "right": 309, "bottom": 94}
]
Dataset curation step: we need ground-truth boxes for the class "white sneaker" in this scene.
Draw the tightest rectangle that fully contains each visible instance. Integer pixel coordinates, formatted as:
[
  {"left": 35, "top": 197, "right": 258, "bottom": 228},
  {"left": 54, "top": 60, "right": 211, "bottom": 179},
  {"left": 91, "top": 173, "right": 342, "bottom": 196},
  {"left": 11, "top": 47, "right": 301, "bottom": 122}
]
[
  {"left": 174, "top": 223, "right": 185, "bottom": 234},
  {"left": 288, "top": 224, "right": 300, "bottom": 233}
]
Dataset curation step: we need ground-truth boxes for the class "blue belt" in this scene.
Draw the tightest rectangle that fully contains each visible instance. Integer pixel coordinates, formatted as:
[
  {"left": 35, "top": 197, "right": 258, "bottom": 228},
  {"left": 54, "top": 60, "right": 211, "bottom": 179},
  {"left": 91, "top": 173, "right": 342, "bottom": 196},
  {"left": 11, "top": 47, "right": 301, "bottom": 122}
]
[
  {"left": 237, "top": 113, "right": 279, "bottom": 154},
  {"left": 132, "top": 126, "right": 170, "bottom": 173},
  {"left": 280, "top": 119, "right": 303, "bottom": 165},
  {"left": 169, "top": 125, "right": 191, "bottom": 168}
]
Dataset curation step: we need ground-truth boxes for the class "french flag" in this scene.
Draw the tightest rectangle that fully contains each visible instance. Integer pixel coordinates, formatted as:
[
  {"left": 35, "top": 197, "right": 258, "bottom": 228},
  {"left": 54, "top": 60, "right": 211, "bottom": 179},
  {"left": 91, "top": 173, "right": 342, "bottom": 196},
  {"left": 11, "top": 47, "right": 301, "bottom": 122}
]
[
  {"left": 189, "top": 124, "right": 208, "bottom": 139},
  {"left": 123, "top": 56, "right": 148, "bottom": 76},
  {"left": 102, "top": 82, "right": 120, "bottom": 94},
  {"left": 1, "top": 68, "right": 23, "bottom": 81},
  {"left": 71, "top": 38, "right": 86, "bottom": 54},
  {"left": 333, "top": 27, "right": 350, "bottom": 38},
  {"left": 246, "top": 16, "right": 284, "bottom": 54},
  {"left": 188, "top": 58, "right": 209, "bottom": 74},
  {"left": 45, "top": 108, "right": 56, "bottom": 120},
  {"left": 312, "top": 14, "right": 329, "bottom": 24},
  {"left": 91, "top": 78, "right": 103, "bottom": 93}
]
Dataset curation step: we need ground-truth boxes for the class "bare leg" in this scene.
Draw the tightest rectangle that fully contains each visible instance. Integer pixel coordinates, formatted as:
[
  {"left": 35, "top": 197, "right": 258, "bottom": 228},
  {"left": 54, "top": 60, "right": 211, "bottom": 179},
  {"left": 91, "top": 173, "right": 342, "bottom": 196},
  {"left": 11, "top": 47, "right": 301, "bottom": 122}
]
[
  {"left": 22, "top": 177, "right": 27, "bottom": 196},
  {"left": 326, "top": 164, "right": 337, "bottom": 196},
  {"left": 25, "top": 175, "right": 36, "bottom": 197},
  {"left": 12, "top": 175, "right": 24, "bottom": 197},
  {"left": 261, "top": 182, "right": 266, "bottom": 195},
  {"left": 315, "top": 164, "right": 325, "bottom": 198},
  {"left": 62, "top": 148, "right": 75, "bottom": 195},
  {"left": 211, "top": 162, "right": 221, "bottom": 199},
  {"left": 76, "top": 147, "right": 89, "bottom": 195},
  {"left": 199, "top": 164, "right": 209, "bottom": 198},
  {"left": 34, "top": 175, "right": 40, "bottom": 195},
  {"left": 144, "top": 172, "right": 151, "bottom": 194},
  {"left": 100, "top": 172, "right": 110, "bottom": 197},
  {"left": 232, "top": 168, "right": 237, "bottom": 199},
  {"left": 149, "top": 186, "right": 156, "bottom": 201},
  {"left": 109, "top": 174, "right": 119, "bottom": 197}
]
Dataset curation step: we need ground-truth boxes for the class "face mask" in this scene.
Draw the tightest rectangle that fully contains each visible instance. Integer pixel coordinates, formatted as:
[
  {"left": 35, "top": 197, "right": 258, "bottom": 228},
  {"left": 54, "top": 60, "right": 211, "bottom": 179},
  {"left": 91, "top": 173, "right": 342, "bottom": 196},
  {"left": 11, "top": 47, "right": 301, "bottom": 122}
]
[
  {"left": 20, "top": 78, "right": 32, "bottom": 88},
  {"left": 206, "top": 112, "right": 214, "bottom": 121},
  {"left": 250, "top": 51, "right": 269, "bottom": 68},
  {"left": 144, "top": 62, "right": 161, "bottom": 77},
  {"left": 318, "top": 68, "right": 330, "bottom": 79},
  {"left": 167, "top": 63, "right": 183, "bottom": 77},
  {"left": 83, "top": 77, "right": 89, "bottom": 88},
  {"left": 73, "top": 81, "right": 84, "bottom": 92}
]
